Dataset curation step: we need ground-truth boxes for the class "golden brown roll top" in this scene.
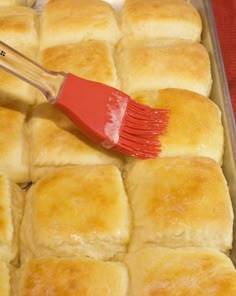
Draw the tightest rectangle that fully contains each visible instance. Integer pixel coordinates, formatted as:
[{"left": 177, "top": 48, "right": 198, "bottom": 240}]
[
  {"left": 0, "top": 174, "right": 24, "bottom": 264},
  {"left": 125, "top": 247, "right": 236, "bottom": 296},
  {"left": 116, "top": 39, "right": 212, "bottom": 96},
  {"left": 20, "top": 165, "right": 131, "bottom": 261},
  {"left": 128, "top": 88, "right": 224, "bottom": 164},
  {"left": 125, "top": 157, "right": 233, "bottom": 253},
  {"left": 40, "top": 0, "right": 121, "bottom": 49},
  {"left": 15, "top": 257, "right": 128, "bottom": 296},
  {"left": 120, "top": 0, "right": 202, "bottom": 42},
  {"left": 36, "top": 40, "right": 120, "bottom": 103},
  {"left": 39, "top": 41, "right": 119, "bottom": 87},
  {"left": 0, "top": 6, "right": 38, "bottom": 48},
  {"left": 14, "top": 248, "right": 236, "bottom": 295}
]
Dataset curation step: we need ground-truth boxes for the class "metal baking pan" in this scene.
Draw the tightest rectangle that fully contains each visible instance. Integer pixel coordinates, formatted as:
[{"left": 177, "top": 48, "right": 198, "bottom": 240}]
[
  {"left": 192, "top": 0, "right": 236, "bottom": 264},
  {"left": 34, "top": 0, "right": 236, "bottom": 264}
]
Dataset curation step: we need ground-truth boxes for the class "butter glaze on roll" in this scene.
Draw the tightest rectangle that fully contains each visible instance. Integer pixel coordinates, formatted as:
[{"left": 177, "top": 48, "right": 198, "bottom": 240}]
[
  {"left": 15, "top": 257, "right": 128, "bottom": 296},
  {"left": 20, "top": 165, "right": 131, "bottom": 261},
  {"left": 125, "top": 157, "right": 233, "bottom": 253},
  {"left": 129, "top": 89, "right": 224, "bottom": 164},
  {"left": 125, "top": 247, "right": 236, "bottom": 296}
]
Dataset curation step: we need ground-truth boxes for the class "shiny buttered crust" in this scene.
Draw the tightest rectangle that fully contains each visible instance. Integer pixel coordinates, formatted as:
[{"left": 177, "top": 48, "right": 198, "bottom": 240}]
[
  {"left": 130, "top": 88, "right": 224, "bottom": 164},
  {"left": 125, "top": 157, "right": 233, "bottom": 253},
  {"left": 0, "top": 174, "right": 24, "bottom": 263},
  {"left": 0, "top": 100, "right": 29, "bottom": 184},
  {"left": 21, "top": 165, "right": 130, "bottom": 261},
  {"left": 29, "top": 104, "right": 124, "bottom": 181},
  {"left": 16, "top": 257, "right": 128, "bottom": 296},
  {"left": 40, "top": 0, "right": 121, "bottom": 49},
  {"left": 37, "top": 41, "right": 119, "bottom": 103},
  {"left": 0, "top": 7, "right": 38, "bottom": 104},
  {"left": 120, "top": 0, "right": 202, "bottom": 42},
  {"left": 116, "top": 40, "right": 212, "bottom": 96},
  {"left": 125, "top": 247, "right": 236, "bottom": 296},
  {"left": 0, "top": 261, "right": 10, "bottom": 296}
]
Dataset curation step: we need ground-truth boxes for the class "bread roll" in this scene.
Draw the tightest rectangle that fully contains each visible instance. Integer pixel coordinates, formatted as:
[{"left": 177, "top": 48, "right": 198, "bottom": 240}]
[
  {"left": 116, "top": 39, "right": 212, "bottom": 96},
  {"left": 15, "top": 257, "right": 128, "bottom": 296},
  {"left": 125, "top": 157, "right": 233, "bottom": 253},
  {"left": 0, "top": 7, "right": 38, "bottom": 48},
  {"left": 37, "top": 41, "right": 119, "bottom": 103},
  {"left": 0, "top": 174, "right": 24, "bottom": 264},
  {"left": 29, "top": 103, "right": 124, "bottom": 181},
  {"left": 40, "top": 0, "right": 121, "bottom": 49},
  {"left": 21, "top": 165, "right": 130, "bottom": 261},
  {"left": 0, "top": 7, "right": 38, "bottom": 104},
  {"left": 120, "top": 0, "right": 202, "bottom": 42},
  {"left": 0, "top": 99, "right": 29, "bottom": 184},
  {"left": 129, "top": 89, "right": 224, "bottom": 164},
  {"left": 125, "top": 247, "right": 236, "bottom": 296}
]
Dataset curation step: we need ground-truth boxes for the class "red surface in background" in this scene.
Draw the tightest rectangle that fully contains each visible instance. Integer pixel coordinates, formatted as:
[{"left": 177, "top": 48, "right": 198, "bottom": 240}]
[{"left": 211, "top": 0, "right": 236, "bottom": 119}]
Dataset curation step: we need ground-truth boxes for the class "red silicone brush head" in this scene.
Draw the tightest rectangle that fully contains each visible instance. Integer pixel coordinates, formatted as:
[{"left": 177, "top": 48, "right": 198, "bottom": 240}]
[
  {"left": 114, "top": 99, "right": 169, "bottom": 158},
  {"left": 54, "top": 73, "right": 169, "bottom": 159}
]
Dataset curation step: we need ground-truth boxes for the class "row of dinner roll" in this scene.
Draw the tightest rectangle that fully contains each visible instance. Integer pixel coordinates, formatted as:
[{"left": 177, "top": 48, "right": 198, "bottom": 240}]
[
  {"left": 1, "top": 248, "right": 234, "bottom": 294},
  {"left": 0, "top": 0, "right": 211, "bottom": 104},
  {"left": 0, "top": 159, "right": 235, "bottom": 294},
  {"left": 0, "top": 86, "right": 224, "bottom": 184},
  {"left": 0, "top": 160, "right": 233, "bottom": 264},
  {"left": 0, "top": 0, "right": 208, "bottom": 104},
  {"left": 1, "top": 249, "right": 235, "bottom": 294},
  {"left": 0, "top": 0, "right": 209, "bottom": 106},
  {"left": 0, "top": 0, "right": 222, "bottom": 184},
  {"left": 39, "top": 0, "right": 202, "bottom": 49},
  {"left": 29, "top": 88, "right": 224, "bottom": 182},
  {"left": 21, "top": 159, "right": 233, "bottom": 261},
  {"left": 38, "top": 0, "right": 211, "bottom": 98}
]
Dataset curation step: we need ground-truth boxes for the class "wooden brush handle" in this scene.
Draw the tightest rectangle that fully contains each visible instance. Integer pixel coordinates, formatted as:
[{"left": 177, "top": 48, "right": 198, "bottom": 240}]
[{"left": 0, "top": 41, "right": 66, "bottom": 103}]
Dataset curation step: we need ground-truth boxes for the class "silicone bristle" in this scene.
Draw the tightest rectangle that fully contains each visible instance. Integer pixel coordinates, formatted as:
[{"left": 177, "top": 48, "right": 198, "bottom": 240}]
[{"left": 117, "top": 99, "right": 169, "bottom": 159}]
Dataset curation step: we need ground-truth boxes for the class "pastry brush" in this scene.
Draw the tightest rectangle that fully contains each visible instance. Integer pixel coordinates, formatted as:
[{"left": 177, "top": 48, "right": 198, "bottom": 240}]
[{"left": 0, "top": 41, "right": 169, "bottom": 159}]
